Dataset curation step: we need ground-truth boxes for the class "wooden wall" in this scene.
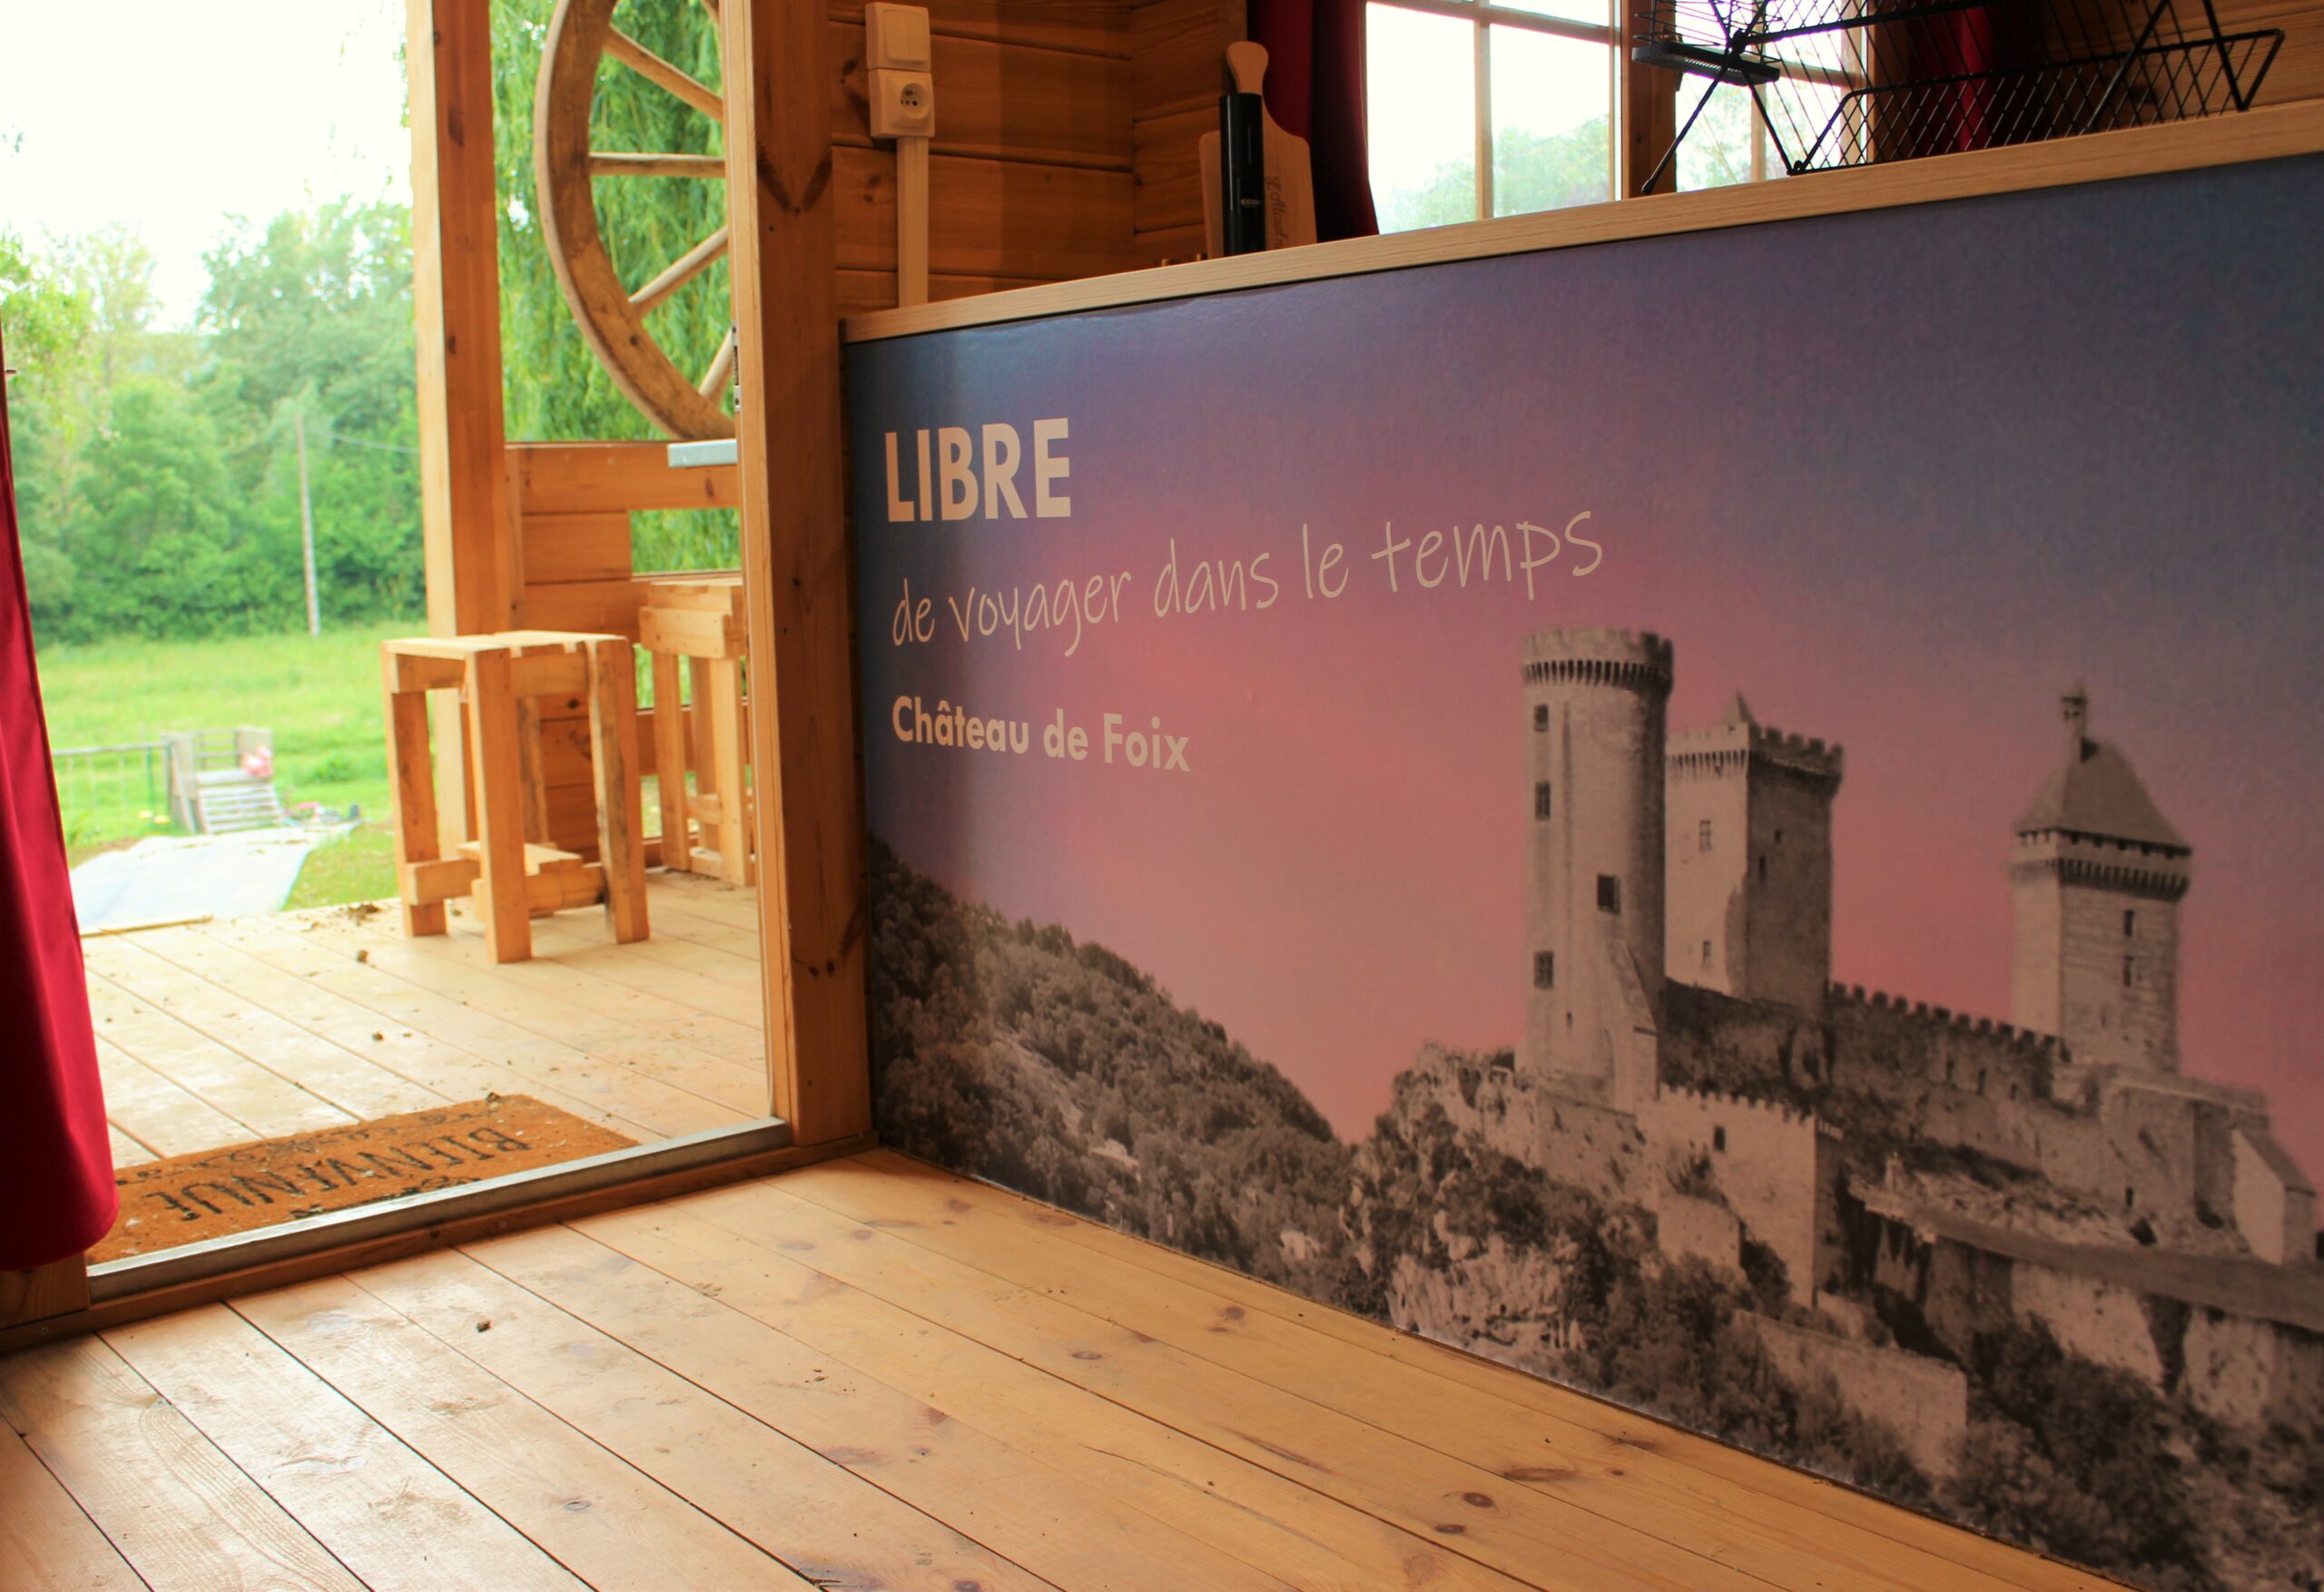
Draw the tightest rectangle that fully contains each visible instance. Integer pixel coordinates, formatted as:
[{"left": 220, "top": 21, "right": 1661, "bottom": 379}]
[
  {"left": 2223, "top": 0, "right": 2324, "bottom": 104},
  {"left": 826, "top": 0, "right": 1143, "bottom": 311},
  {"left": 1130, "top": 0, "right": 1246, "bottom": 265}
]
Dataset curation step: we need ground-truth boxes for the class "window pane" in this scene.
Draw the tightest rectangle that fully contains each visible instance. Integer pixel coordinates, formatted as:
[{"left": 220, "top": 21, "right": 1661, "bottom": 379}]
[
  {"left": 1494, "top": 0, "right": 1613, "bottom": 28},
  {"left": 1676, "top": 82, "right": 1757, "bottom": 191},
  {"left": 1366, "top": 4, "right": 1479, "bottom": 231},
  {"left": 1763, "top": 76, "right": 1846, "bottom": 172},
  {"left": 1489, "top": 25, "right": 1610, "bottom": 215}
]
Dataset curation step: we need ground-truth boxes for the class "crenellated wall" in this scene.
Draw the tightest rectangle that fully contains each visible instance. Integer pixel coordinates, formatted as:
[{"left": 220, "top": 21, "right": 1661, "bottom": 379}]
[{"left": 1640, "top": 1085, "right": 1838, "bottom": 1301}]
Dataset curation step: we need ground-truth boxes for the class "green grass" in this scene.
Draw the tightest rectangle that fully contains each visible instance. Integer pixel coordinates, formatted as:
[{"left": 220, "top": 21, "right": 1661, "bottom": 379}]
[
  {"left": 283, "top": 822, "right": 400, "bottom": 910},
  {"left": 39, "top": 623, "right": 409, "bottom": 851}
]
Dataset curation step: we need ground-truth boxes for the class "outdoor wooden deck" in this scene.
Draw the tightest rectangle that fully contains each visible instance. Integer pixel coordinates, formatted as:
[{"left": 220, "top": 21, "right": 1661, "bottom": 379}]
[
  {"left": 83, "top": 870, "right": 770, "bottom": 1172},
  {"left": 0, "top": 1149, "right": 2116, "bottom": 1592}
]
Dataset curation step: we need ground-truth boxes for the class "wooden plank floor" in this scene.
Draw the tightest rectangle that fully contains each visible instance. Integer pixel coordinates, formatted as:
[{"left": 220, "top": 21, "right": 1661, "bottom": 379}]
[
  {"left": 83, "top": 872, "right": 772, "bottom": 1174},
  {"left": 0, "top": 1150, "right": 2124, "bottom": 1592}
]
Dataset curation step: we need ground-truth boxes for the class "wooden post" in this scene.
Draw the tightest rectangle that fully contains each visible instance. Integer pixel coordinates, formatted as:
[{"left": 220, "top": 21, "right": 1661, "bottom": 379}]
[
  {"left": 586, "top": 637, "right": 652, "bottom": 944},
  {"left": 0, "top": 1258, "right": 88, "bottom": 1332},
  {"left": 409, "top": 0, "right": 518, "bottom": 837},
  {"left": 383, "top": 666, "right": 448, "bottom": 937},
  {"left": 1625, "top": 55, "right": 1681, "bottom": 198},
  {"left": 651, "top": 652, "right": 693, "bottom": 870},
  {"left": 463, "top": 647, "right": 533, "bottom": 964},
  {"left": 722, "top": 0, "right": 873, "bottom": 1145},
  {"left": 706, "top": 654, "right": 752, "bottom": 884}
]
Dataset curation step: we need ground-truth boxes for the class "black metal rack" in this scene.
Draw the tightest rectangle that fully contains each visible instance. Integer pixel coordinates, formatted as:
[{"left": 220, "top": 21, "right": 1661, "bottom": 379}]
[{"left": 1633, "top": 0, "right": 2282, "bottom": 190}]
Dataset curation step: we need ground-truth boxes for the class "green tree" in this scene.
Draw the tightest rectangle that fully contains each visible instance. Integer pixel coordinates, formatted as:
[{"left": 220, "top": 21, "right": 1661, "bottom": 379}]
[
  {"left": 492, "top": 0, "right": 731, "bottom": 442},
  {"left": 493, "top": 0, "right": 738, "bottom": 571},
  {"left": 2, "top": 229, "right": 94, "bottom": 623},
  {"left": 1382, "top": 117, "right": 1612, "bottom": 233},
  {"left": 200, "top": 201, "right": 426, "bottom": 623},
  {"left": 65, "top": 377, "right": 271, "bottom": 637}
]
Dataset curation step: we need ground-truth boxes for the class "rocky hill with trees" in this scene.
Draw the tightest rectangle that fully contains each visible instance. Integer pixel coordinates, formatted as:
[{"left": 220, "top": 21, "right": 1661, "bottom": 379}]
[{"left": 867, "top": 841, "right": 2321, "bottom": 1592}]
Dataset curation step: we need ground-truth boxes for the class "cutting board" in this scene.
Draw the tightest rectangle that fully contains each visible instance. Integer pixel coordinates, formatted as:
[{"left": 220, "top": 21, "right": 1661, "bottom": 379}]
[{"left": 1200, "top": 42, "right": 1320, "bottom": 255}]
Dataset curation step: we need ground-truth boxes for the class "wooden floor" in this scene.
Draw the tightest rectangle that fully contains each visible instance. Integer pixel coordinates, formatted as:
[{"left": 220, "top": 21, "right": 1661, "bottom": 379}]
[
  {"left": 83, "top": 871, "right": 771, "bottom": 1174},
  {"left": 0, "top": 1150, "right": 2120, "bottom": 1592}
]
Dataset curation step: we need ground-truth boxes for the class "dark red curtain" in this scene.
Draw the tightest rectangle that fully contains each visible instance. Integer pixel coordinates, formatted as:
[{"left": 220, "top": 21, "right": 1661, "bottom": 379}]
[
  {"left": 1249, "top": 0, "right": 1380, "bottom": 241},
  {"left": 0, "top": 330, "right": 116, "bottom": 1271}
]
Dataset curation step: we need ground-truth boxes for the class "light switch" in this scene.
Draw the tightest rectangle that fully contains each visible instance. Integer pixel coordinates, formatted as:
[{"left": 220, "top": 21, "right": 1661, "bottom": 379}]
[
  {"left": 870, "top": 68, "right": 936, "bottom": 138},
  {"left": 864, "top": 2, "right": 931, "bottom": 72}
]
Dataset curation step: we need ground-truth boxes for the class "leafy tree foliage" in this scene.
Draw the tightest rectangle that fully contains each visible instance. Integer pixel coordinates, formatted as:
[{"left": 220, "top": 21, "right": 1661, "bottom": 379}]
[
  {"left": 491, "top": 0, "right": 740, "bottom": 572},
  {"left": 1381, "top": 118, "right": 1612, "bottom": 232},
  {"left": 5, "top": 204, "right": 422, "bottom": 641}
]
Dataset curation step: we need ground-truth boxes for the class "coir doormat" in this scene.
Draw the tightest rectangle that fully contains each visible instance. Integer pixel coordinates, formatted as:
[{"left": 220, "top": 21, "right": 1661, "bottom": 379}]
[{"left": 96, "top": 1096, "right": 635, "bottom": 1263}]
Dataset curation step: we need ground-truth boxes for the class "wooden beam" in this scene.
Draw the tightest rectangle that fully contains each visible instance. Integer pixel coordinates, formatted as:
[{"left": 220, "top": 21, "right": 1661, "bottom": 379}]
[
  {"left": 0, "top": 1258, "right": 88, "bottom": 1334},
  {"left": 0, "top": 1135, "right": 877, "bottom": 1356},
  {"left": 1624, "top": 55, "right": 1679, "bottom": 198},
  {"left": 722, "top": 0, "right": 873, "bottom": 1145},
  {"left": 849, "top": 97, "right": 2324, "bottom": 341},
  {"left": 409, "top": 0, "right": 517, "bottom": 838}
]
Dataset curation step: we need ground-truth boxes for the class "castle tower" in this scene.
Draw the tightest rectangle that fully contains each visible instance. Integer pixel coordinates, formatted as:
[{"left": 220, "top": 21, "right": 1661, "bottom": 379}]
[
  {"left": 1522, "top": 629, "right": 1672, "bottom": 1109},
  {"left": 2010, "top": 686, "right": 2191, "bottom": 1073},
  {"left": 1664, "top": 693, "right": 1845, "bottom": 1014}
]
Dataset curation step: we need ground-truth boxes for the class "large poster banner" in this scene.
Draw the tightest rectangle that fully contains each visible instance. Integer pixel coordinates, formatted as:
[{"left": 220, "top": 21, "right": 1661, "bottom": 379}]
[{"left": 847, "top": 155, "right": 2322, "bottom": 1589}]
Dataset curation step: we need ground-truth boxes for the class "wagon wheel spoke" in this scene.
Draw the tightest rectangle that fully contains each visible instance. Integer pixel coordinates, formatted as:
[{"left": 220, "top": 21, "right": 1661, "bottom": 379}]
[
  {"left": 697, "top": 328, "right": 739, "bottom": 398},
  {"left": 587, "top": 152, "right": 726, "bottom": 177},
  {"left": 630, "top": 224, "right": 731, "bottom": 314},
  {"left": 539, "top": 0, "right": 735, "bottom": 439},
  {"left": 604, "top": 26, "right": 724, "bottom": 123}
]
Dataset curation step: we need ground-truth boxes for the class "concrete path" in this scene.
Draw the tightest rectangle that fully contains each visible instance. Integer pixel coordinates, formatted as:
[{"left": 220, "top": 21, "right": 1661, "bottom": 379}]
[{"left": 70, "top": 828, "right": 343, "bottom": 933}]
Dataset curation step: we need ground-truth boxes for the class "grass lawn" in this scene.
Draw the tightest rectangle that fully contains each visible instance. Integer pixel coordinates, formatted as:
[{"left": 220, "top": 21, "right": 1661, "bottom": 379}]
[
  {"left": 283, "top": 822, "right": 400, "bottom": 909},
  {"left": 39, "top": 622, "right": 409, "bottom": 870}
]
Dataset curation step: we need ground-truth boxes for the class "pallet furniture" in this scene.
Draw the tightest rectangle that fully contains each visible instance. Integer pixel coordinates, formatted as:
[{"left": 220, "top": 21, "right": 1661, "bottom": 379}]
[
  {"left": 639, "top": 575, "right": 754, "bottom": 886},
  {"left": 381, "top": 631, "right": 649, "bottom": 964}
]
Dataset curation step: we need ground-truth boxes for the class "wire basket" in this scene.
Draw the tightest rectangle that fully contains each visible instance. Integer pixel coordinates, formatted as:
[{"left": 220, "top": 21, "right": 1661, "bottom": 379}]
[{"left": 1633, "top": 0, "right": 2283, "bottom": 186}]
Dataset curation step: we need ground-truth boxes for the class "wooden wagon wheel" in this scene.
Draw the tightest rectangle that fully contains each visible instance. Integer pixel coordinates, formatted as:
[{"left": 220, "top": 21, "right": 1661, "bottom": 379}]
[{"left": 537, "top": 0, "right": 738, "bottom": 441}]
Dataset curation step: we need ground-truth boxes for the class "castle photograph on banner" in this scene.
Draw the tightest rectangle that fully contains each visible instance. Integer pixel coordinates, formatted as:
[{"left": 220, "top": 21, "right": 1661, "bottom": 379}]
[{"left": 846, "top": 154, "right": 2323, "bottom": 1591}]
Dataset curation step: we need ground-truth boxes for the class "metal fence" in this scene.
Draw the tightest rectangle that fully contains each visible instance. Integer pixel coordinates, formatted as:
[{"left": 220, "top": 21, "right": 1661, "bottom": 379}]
[{"left": 51, "top": 740, "right": 169, "bottom": 846}]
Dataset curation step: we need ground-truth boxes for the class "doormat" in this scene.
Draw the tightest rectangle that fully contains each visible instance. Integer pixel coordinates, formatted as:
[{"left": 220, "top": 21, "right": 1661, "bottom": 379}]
[{"left": 97, "top": 1096, "right": 635, "bottom": 1263}]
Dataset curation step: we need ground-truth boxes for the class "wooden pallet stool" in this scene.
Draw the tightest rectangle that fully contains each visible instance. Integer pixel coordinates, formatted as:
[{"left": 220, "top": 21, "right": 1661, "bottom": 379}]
[
  {"left": 638, "top": 575, "right": 754, "bottom": 886},
  {"left": 380, "top": 630, "right": 649, "bottom": 964}
]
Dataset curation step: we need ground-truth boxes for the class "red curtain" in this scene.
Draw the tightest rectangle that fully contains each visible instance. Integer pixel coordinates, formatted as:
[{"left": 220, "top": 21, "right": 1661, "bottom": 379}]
[
  {"left": 0, "top": 330, "right": 116, "bottom": 1271},
  {"left": 1249, "top": 0, "right": 1380, "bottom": 241}
]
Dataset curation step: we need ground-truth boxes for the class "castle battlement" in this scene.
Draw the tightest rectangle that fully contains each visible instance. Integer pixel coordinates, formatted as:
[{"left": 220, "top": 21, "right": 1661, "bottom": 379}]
[
  {"left": 1521, "top": 628, "right": 1674, "bottom": 692},
  {"left": 1827, "top": 983, "right": 2064, "bottom": 1057},
  {"left": 1668, "top": 721, "right": 1845, "bottom": 785},
  {"left": 2010, "top": 830, "right": 2191, "bottom": 900},
  {"left": 1652, "top": 1082, "right": 1823, "bottom": 1132}
]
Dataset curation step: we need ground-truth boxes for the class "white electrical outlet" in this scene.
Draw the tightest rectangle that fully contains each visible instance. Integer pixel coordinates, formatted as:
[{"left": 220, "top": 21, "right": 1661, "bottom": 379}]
[
  {"left": 864, "top": 2, "right": 931, "bottom": 71},
  {"left": 871, "top": 68, "right": 936, "bottom": 138}
]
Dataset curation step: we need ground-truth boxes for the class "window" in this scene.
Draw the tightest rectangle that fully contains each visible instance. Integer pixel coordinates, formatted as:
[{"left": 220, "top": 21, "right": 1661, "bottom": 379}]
[
  {"left": 1534, "top": 703, "right": 1549, "bottom": 732},
  {"left": 1366, "top": 0, "right": 1617, "bottom": 231},
  {"left": 1596, "top": 873, "right": 1620, "bottom": 914},
  {"left": 1535, "top": 781, "right": 1553, "bottom": 820},
  {"left": 2123, "top": 909, "right": 2137, "bottom": 937},
  {"left": 1713, "top": 1125, "right": 1727, "bottom": 1153},
  {"left": 1534, "top": 950, "right": 1556, "bottom": 989},
  {"left": 1757, "top": 855, "right": 1768, "bottom": 884},
  {"left": 1674, "top": 36, "right": 1863, "bottom": 193},
  {"left": 1698, "top": 818, "right": 1712, "bottom": 851},
  {"left": 1700, "top": 939, "right": 1712, "bottom": 970},
  {"left": 2123, "top": 957, "right": 2136, "bottom": 988}
]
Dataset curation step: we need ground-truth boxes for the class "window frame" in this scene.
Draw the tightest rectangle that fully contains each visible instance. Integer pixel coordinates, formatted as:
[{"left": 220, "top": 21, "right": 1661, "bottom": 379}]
[{"left": 1367, "top": 0, "right": 1627, "bottom": 222}]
